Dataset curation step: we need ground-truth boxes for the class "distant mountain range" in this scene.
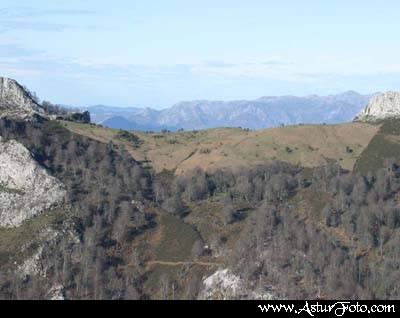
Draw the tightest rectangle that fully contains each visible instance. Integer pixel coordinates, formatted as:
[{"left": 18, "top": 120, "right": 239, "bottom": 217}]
[{"left": 86, "top": 91, "right": 373, "bottom": 131}]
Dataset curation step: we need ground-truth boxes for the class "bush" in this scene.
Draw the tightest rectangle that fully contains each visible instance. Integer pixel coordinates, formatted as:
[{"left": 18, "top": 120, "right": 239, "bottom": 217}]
[{"left": 115, "top": 130, "right": 140, "bottom": 146}]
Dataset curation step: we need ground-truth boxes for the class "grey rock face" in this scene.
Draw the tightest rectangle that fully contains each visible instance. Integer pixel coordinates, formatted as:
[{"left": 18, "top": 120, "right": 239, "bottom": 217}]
[
  {"left": 0, "top": 77, "right": 45, "bottom": 119},
  {"left": 355, "top": 91, "right": 400, "bottom": 121},
  {"left": 198, "top": 268, "right": 279, "bottom": 300},
  {"left": 0, "top": 137, "right": 66, "bottom": 228}
]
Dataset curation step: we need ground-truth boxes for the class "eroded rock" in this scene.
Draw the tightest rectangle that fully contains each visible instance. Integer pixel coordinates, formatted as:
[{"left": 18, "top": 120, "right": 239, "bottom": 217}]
[
  {"left": 355, "top": 91, "right": 400, "bottom": 121},
  {"left": 0, "top": 77, "right": 45, "bottom": 119},
  {"left": 0, "top": 136, "right": 66, "bottom": 227},
  {"left": 198, "top": 268, "right": 278, "bottom": 300}
]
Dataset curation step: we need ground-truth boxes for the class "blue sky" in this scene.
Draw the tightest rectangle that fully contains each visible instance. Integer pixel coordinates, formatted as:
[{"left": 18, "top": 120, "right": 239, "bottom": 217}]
[{"left": 1, "top": 0, "right": 400, "bottom": 108}]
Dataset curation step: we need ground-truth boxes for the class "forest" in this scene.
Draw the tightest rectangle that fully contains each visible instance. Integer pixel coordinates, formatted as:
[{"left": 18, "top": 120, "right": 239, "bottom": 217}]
[{"left": 1, "top": 117, "right": 400, "bottom": 299}]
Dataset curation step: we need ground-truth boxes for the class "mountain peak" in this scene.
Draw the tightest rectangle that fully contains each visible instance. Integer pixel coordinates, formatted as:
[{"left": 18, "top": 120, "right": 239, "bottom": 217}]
[
  {"left": 340, "top": 90, "right": 360, "bottom": 96},
  {"left": 0, "top": 77, "right": 45, "bottom": 119},
  {"left": 355, "top": 91, "right": 400, "bottom": 122}
]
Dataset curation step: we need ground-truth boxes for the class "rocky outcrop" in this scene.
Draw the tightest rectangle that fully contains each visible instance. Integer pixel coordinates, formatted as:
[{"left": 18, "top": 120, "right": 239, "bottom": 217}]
[
  {"left": 59, "top": 111, "right": 91, "bottom": 123},
  {"left": 355, "top": 91, "right": 400, "bottom": 121},
  {"left": 47, "top": 285, "right": 65, "bottom": 300},
  {"left": 17, "top": 246, "right": 46, "bottom": 278},
  {"left": 0, "top": 77, "right": 45, "bottom": 119},
  {"left": 198, "top": 268, "right": 278, "bottom": 300},
  {"left": 0, "top": 136, "right": 66, "bottom": 227}
]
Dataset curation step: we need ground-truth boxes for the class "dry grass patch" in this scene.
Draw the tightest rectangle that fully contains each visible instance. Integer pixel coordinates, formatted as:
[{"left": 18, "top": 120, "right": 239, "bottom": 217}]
[{"left": 63, "top": 121, "right": 379, "bottom": 174}]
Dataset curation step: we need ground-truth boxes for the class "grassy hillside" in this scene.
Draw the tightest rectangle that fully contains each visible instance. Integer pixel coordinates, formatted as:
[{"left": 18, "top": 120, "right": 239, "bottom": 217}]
[
  {"left": 63, "top": 121, "right": 379, "bottom": 173},
  {"left": 354, "top": 118, "right": 400, "bottom": 175},
  {"left": 0, "top": 210, "right": 63, "bottom": 269}
]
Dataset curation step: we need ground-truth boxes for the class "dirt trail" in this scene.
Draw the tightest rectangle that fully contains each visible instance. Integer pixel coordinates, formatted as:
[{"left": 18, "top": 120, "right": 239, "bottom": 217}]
[{"left": 146, "top": 260, "right": 220, "bottom": 269}]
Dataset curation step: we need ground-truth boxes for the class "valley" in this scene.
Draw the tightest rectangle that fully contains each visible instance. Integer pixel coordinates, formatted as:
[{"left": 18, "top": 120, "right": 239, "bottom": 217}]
[
  {"left": 3, "top": 0, "right": 400, "bottom": 304},
  {"left": 2, "top": 78, "right": 400, "bottom": 300},
  {"left": 63, "top": 120, "right": 379, "bottom": 174}
]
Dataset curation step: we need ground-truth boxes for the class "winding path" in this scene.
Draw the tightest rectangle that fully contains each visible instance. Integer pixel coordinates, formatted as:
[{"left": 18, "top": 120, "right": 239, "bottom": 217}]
[{"left": 146, "top": 260, "right": 220, "bottom": 268}]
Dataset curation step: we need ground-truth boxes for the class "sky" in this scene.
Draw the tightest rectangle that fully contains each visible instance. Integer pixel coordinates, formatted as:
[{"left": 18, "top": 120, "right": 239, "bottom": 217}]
[{"left": 1, "top": 0, "right": 400, "bottom": 109}]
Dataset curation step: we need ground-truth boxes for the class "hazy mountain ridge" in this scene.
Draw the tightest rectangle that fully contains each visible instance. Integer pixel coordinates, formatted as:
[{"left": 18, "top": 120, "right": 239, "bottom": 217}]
[{"left": 89, "top": 91, "right": 373, "bottom": 131}]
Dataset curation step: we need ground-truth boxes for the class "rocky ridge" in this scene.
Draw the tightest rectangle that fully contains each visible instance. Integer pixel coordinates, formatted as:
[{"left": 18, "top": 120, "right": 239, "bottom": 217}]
[
  {"left": 0, "top": 77, "right": 45, "bottom": 119},
  {"left": 355, "top": 91, "right": 400, "bottom": 121}
]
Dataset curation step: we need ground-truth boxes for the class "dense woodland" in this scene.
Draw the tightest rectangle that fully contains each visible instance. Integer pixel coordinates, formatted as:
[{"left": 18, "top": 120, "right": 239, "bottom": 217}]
[
  {"left": 1, "top": 117, "right": 400, "bottom": 299},
  {"left": 0, "top": 118, "right": 153, "bottom": 299},
  {"left": 153, "top": 160, "right": 400, "bottom": 299},
  {"left": 228, "top": 162, "right": 400, "bottom": 299}
]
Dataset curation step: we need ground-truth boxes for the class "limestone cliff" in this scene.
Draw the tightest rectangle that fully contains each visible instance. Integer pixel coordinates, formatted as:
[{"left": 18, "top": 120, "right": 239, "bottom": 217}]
[
  {"left": 198, "top": 268, "right": 279, "bottom": 300},
  {"left": 355, "top": 91, "right": 400, "bottom": 121},
  {"left": 0, "top": 77, "right": 45, "bottom": 119},
  {"left": 0, "top": 136, "right": 66, "bottom": 227}
]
